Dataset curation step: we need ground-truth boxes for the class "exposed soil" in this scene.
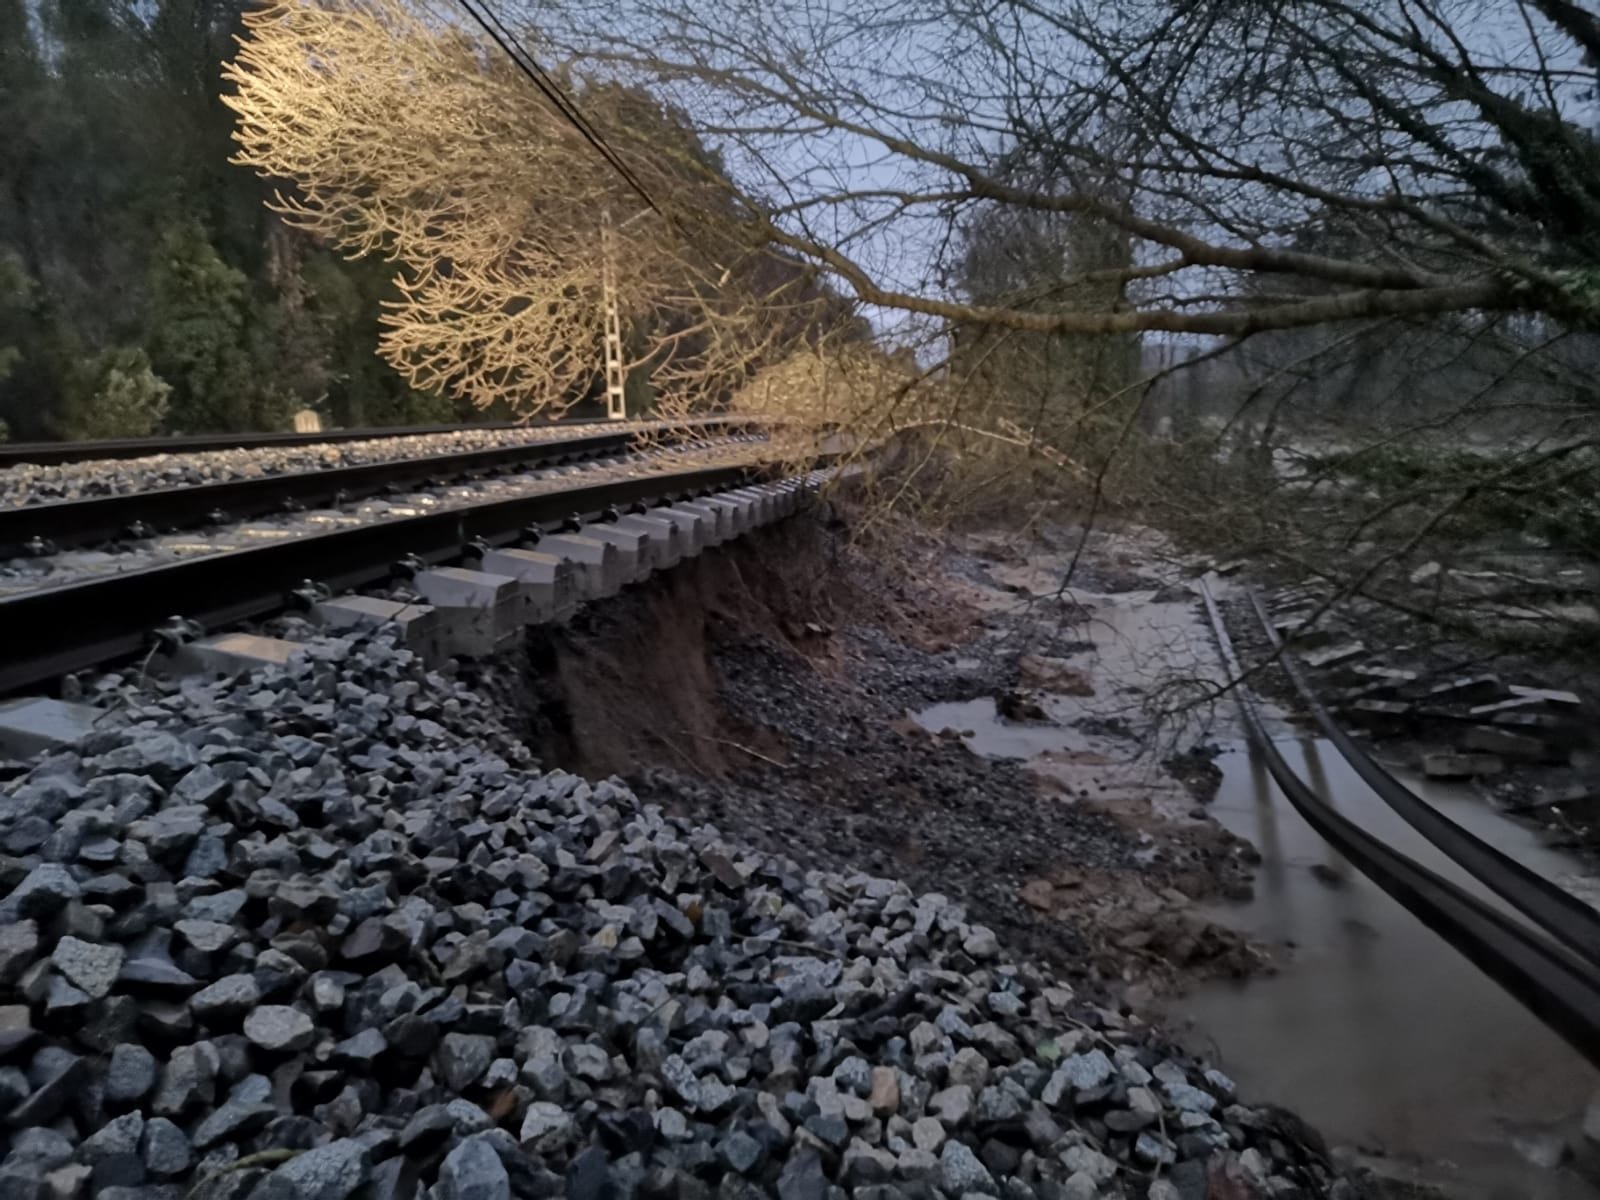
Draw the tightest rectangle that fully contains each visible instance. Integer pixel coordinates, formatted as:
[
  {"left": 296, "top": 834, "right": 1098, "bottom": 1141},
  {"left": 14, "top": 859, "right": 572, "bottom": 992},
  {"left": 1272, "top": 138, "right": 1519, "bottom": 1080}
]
[{"left": 492, "top": 507, "right": 1267, "bottom": 1000}]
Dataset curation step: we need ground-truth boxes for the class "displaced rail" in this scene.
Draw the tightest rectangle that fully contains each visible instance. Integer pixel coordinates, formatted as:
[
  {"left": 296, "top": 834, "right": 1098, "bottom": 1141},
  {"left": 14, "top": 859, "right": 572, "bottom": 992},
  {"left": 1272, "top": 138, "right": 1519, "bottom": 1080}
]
[
  {"left": 1244, "top": 586, "right": 1600, "bottom": 968},
  {"left": 0, "top": 420, "right": 755, "bottom": 557},
  {"left": 1199, "top": 579, "right": 1600, "bottom": 1071},
  {"left": 0, "top": 460, "right": 770, "bottom": 696},
  {"left": 0, "top": 417, "right": 586, "bottom": 467}
]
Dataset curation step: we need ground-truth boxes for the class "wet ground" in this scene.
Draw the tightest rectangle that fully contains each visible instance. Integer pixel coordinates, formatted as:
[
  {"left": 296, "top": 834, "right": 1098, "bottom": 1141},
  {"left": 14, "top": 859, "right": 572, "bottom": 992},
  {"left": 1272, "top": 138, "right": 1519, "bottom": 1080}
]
[
  {"left": 932, "top": 524, "right": 1600, "bottom": 1197},
  {"left": 529, "top": 508, "right": 1600, "bottom": 1196},
  {"left": 1166, "top": 738, "right": 1600, "bottom": 1200}
]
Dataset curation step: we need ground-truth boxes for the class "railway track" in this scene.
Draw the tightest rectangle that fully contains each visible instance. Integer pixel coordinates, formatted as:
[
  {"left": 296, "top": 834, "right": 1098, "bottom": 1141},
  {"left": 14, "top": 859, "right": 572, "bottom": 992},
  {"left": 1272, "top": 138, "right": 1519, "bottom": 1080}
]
[
  {"left": 0, "top": 417, "right": 595, "bottom": 467},
  {"left": 0, "top": 419, "right": 753, "bottom": 556},
  {"left": 1200, "top": 579, "right": 1600, "bottom": 1070},
  {"left": 0, "top": 419, "right": 813, "bottom": 697}
]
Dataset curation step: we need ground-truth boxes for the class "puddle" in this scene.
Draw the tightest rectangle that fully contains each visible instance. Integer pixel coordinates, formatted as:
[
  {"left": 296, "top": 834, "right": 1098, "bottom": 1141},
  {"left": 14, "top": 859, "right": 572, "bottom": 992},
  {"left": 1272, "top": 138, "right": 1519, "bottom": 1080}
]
[
  {"left": 1166, "top": 738, "right": 1600, "bottom": 1199},
  {"left": 913, "top": 697, "right": 1089, "bottom": 760}
]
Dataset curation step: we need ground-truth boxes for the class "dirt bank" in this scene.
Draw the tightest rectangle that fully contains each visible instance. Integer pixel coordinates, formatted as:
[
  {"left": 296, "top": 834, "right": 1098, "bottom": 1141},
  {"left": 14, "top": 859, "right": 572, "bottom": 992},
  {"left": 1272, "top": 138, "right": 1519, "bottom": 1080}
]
[{"left": 486, "top": 508, "right": 1266, "bottom": 1000}]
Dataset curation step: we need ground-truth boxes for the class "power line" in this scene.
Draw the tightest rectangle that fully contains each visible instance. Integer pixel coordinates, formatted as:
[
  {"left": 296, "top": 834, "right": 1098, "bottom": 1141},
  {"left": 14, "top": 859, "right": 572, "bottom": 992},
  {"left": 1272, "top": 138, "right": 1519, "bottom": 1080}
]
[{"left": 452, "top": 0, "right": 663, "bottom": 216}]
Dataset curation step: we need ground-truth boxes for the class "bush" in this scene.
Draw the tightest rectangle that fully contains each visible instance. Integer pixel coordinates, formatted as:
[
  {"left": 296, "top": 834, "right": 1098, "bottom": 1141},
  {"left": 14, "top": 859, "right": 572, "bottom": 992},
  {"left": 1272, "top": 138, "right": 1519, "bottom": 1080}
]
[{"left": 60, "top": 347, "right": 172, "bottom": 439}]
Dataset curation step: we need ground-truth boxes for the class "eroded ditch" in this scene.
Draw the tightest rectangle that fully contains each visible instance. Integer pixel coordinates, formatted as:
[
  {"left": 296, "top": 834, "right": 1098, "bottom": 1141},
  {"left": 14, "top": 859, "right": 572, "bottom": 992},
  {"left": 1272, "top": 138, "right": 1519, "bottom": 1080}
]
[{"left": 486, "top": 503, "right": 1600, "bottom": 1199}]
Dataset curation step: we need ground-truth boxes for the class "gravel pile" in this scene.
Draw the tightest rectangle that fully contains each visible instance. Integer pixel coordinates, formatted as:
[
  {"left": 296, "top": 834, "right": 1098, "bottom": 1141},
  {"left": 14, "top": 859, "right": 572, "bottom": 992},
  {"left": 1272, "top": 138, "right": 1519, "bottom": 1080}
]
[
  {"left": 0, "top": 628, "right": 1350, "bottom": 1200},
  {"left": 0, "top": 424, "right": 616, "bottom": 507}
]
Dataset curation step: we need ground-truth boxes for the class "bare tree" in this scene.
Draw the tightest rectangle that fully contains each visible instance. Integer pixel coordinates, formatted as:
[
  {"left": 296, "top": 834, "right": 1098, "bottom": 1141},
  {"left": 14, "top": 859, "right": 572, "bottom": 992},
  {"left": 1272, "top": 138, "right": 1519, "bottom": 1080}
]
[
  {"left": 224, "top": 0, "right": 859, "bottom": 417},
  {"left": 546, "top": 0, "right": 1600, "bottom": 340}
]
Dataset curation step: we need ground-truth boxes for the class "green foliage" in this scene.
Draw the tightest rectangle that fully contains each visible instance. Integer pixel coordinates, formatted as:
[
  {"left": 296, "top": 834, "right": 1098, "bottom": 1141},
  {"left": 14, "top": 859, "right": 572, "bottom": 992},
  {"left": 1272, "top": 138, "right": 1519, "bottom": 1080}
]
[
  {"left": 143, "top": 222, "right": 282, "bottom": 432},
  {"left": 0, "top": 0, "right": 482, "bottom": 439},
  {"left": 0, "top": 255, "right": 33, "bottom": 388},
  {"left": 59, "top": 346, "right": 171, "bottom": 438}
]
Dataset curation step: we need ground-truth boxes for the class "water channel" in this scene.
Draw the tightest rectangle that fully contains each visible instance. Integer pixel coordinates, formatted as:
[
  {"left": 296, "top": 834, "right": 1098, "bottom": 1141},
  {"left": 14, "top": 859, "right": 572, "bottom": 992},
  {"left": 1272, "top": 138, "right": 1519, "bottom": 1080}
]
[
  {"left": 914, "top": 694, "right": 1600, "bottom": 1197},
  {"left": 1169, "top": 738, "right": 1600, "bottom": 1199}
]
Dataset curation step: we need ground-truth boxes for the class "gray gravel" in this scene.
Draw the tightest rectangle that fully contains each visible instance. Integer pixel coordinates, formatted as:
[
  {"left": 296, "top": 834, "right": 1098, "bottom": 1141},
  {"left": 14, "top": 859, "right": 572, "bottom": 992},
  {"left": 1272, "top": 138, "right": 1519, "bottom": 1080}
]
[
  {"left": 0, "top": 425, "right": 616, "bottom": 508},
  {"left": 0, "top": 626, "right": 1360, "bottom": 1200}
]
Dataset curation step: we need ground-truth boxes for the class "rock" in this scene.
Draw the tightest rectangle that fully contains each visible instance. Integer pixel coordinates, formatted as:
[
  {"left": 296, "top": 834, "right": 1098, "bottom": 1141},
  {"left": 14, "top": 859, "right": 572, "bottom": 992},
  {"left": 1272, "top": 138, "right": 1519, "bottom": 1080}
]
[
  {"left": 833, "top": 1056, "right": 872, "bottom": 1096},
  {"left": 948, "top": 1048, "right": 990, "bottom": 1092},
  {"left": 939, "top": 1141, "right": 995, "bottom": 1195},
  {"left": 652, "top": 1109, "right": 688, "bottom": 1142},
  {"left": 50, "top": 937, "right": 123, "bottom": 1000},
  {"left": 81, "top": 1112, "right": 145, "bottom": 1162},
  {"left": 436, "top": 1136, "right": 508, "bottom": 1200},
  {"left": 519, "top": 1102, "right": 573, "bottom": 1150},
  {"left": 9, "top": 1049, "right": 86, "bottom": 1125},
  {"left": 6, "top": 866, "right": 79, "bottom": 920},
  {"left": 0, "top": 922, "right": 39, "bottom": 986},
  {"left": 0, "top": 1006, "right": 36, "bottom": 1057},
  {"left": 895, "top": 1148, "right": 939, "bottom": 1181},
  {"left": 776, "top": 1153, "right": 827, "bottom": 1200},
  {"left": 0, "top": 1166, "right": 47, "bottom": 1200},
  {"left": 562, "top": 1042, "right": 610, "bottom": 1082},
  {"left": 332, "top": 1029, "right": 386, "bottom": 1066},
  {"left": 962, "top": 928, "right": 1000, "bottom": 959},
  {"left": 1164, "top": 1083, "right": 1216, "bottom": 1114},
  {"left": 842, "top": 1142, "right": 896, "bottom": 1186},
  {"left": 242, "top": 1006, "right": 314, "bottom": 1053},
  {"left": 105, "top": 1044, "right": 158, "bottom": 1104},
  {"left": 928, "top": 1085, "right": 974, "bottom": 1128},
  {"left": 1510, "top": 1132, "right": 1569, "bottom": 1170},
  {"left": 1059, "top": 1147, "right": 1116, "bottom": 1185},
  {"left": 868, "top": 1066, "right": 900, "bottom": 1116},
  {"left": 1068, "top": 1050, "right": 1116, "bottom": 1090},
  {"left": 174, "top": 921, "right": 236, "bottom": 954},
  {"left": 151, "top": 1044, "right": 218, "bottom": 1116},
  {"left": 9, "top": 1128, "right": 74, "bottom": 1169},
  {"left": 1584, "top": 1095, "right": 1600, "bottom": 1145},
  {"left": 141, "top": 1119, "right": 193, "bottom": 1178},
  {"left": 45, "top": 1163, "right": 93, "bottom": 1200},
  {"left": 435, "top": 1033, "right": 495, "bottom": 1091},
  {"left": 976, "top": 1081, "right": 1028, "bottom": 1123},
  {"left": 719, "top": 1131, "right": 764, "bottom": 1175},
  {"left": 563, "top": 1147, "right": 609, "bottom": 1200},
  {"left": 266, "top": 1138, "right": 369, "bottom": 1200},
  {"left": 1135, "top": 1132, "right": 1175, "bottom": 1166},
  {"left": 191, "top": 976, "right": 263, "bottom": 1024},
  {"left": 192, "top": 1100, "right": 276, "bottom": 1151},
  {"left": 911, "top": 1116, "right": 946, "bottom": 1153},
  {"left": 1422, "top": 753, "right": 1503, "bottom": 780}
]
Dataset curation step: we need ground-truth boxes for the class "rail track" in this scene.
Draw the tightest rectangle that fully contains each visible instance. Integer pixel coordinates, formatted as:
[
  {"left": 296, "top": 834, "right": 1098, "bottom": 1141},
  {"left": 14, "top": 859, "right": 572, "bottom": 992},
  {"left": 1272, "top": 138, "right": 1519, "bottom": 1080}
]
[
  {"left": 0, "top": 414, "right": 811, "bottom": 696},
  {"left": 0, "top": 416, "right": 595, "bottom": 467},
  {"left": 0, "top": 419, "right": 753, "bottom": 556},
  {"left": 1200, "top": 579, "right": 1600, "bottom": 1070}
]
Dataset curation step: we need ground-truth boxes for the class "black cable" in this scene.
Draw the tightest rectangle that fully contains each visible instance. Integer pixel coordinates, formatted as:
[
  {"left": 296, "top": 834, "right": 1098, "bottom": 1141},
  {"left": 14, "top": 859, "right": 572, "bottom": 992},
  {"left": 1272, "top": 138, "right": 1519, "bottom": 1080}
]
[
  {"left": 1245, "top": 584, "right": 1600, "bottom": 967},
  {"left": 452, "top": 0, "right": 663, "bottom": 215},
  {"left": 1199, "top": 580, "right": 1600, "bottom": 1071}
]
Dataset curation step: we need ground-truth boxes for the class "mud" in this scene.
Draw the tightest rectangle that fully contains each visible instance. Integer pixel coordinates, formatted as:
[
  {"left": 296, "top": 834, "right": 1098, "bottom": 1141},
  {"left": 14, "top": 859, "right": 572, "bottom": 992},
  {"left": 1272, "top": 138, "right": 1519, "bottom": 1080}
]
[
  {"left": 489, "top": 497, "right": 1600, "bottom": 1196},
  {"left": 499, "top": 512, "right": 1264, "bottom": 995}
]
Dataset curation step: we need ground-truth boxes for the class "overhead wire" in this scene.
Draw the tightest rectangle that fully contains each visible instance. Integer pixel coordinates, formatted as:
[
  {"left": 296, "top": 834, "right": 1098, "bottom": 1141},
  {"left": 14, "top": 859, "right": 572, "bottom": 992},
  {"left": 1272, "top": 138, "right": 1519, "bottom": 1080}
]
[{"left": 451, "top": 0, "right": 664, "bottom": 215}]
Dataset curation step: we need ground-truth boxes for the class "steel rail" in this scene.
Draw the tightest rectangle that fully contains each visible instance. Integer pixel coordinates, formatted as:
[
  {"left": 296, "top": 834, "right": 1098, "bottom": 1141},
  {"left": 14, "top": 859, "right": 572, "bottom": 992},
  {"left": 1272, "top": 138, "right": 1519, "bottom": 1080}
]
[
  {"left": 0, "top": 461, "right": 765, "bottom": 696},
  {"left": 1244, "top": 586, "right": 1600, "bottom": 968},
  {"left": 0, "top": 421, "right": 754, "bottom": 557},
  {"left": 0, "top": 418, "right": 583, "bottom": 467},
  {"left": 1199, "top": 579, "right": 1600, "bottom": 1070}
]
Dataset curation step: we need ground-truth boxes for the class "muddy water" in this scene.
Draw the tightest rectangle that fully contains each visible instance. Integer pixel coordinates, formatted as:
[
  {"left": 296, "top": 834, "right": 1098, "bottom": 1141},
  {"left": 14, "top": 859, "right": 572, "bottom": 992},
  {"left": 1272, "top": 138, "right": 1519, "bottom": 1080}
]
[
  {"left": 936, "top": 548, "right": 1600, "bottom": 1193},
  {"left": 1170, "top": 738, "right": 1600, "bottom": 1199},
  {"left": 916, "top": 697, "right": 1088, "bottom": 760}
]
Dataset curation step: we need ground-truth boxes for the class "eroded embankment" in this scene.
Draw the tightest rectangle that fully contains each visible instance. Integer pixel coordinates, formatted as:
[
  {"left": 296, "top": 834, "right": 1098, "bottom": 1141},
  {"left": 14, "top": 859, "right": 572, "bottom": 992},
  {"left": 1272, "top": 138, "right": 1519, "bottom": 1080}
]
[{"left": 503, "top": 514, "right": 1263, "bottom": 993}]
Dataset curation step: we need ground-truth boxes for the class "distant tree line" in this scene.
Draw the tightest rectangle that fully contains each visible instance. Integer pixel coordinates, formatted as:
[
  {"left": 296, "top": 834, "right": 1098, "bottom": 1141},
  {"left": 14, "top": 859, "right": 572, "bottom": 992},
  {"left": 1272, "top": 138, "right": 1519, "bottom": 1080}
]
[{"left": 0, "top": 0, "right": 495, "bottom": 441}]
